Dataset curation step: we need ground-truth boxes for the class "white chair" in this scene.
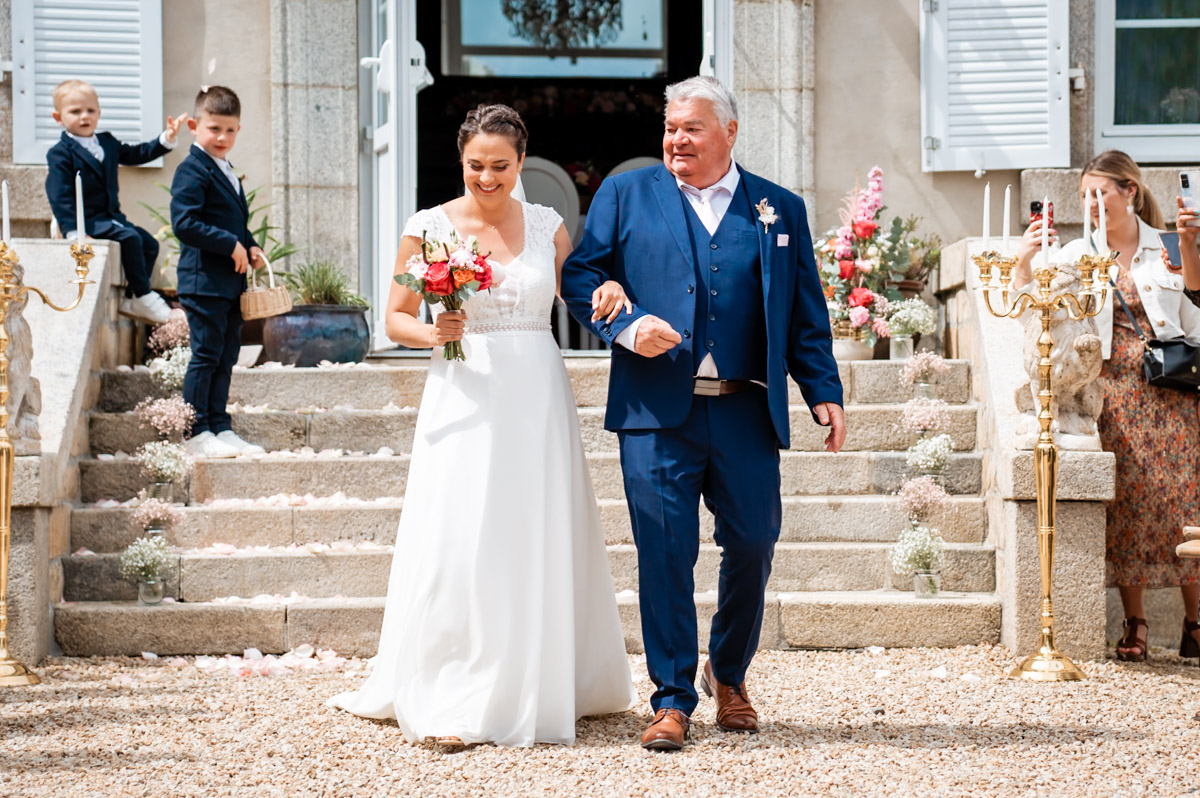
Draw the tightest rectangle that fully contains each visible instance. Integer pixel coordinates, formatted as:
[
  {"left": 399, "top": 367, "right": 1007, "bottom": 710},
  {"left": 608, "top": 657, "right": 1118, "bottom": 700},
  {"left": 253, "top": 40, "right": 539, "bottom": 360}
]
[
  {"left": 605, "top": 156, "right": 661, "bottom": 180},
  {"left": 520, "top": 156, "right": 579, "bottom": 243}
]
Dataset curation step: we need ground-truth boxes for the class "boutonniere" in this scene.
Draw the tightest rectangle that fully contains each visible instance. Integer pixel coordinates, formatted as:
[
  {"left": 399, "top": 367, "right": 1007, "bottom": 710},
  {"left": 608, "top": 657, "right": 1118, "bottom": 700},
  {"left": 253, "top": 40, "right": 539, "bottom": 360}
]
[
  {"left": 235, "top": 170, "right": 246, "bottom": 182},
  {"left": 755, "top": 198, "right": 778, "bottom": 233}
]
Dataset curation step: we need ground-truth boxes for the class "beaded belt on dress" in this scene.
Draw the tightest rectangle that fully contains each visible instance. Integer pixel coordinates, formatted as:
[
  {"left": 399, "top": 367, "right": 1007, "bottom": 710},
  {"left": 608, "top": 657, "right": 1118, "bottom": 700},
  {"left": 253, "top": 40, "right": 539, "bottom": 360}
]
[{"left": 463, "top": 320, "right": 551, "bottom": 334}]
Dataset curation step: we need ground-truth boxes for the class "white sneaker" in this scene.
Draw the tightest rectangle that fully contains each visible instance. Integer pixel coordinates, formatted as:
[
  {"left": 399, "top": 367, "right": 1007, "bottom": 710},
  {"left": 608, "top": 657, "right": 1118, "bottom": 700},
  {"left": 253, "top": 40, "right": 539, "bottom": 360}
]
[
  {"left": 184, "top": 431, "right": 241, "bottom": 459},
  {"left": 216, "top": 430, "right": 266, "bottom": 455},
  {"left": 120, "top": 292, "right": 172, "bottom": 325}
]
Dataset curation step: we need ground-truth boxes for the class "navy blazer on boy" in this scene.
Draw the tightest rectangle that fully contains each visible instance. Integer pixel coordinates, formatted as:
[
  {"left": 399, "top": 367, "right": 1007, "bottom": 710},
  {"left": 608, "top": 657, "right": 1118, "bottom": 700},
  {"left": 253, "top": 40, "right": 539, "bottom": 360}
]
[
  {"left": 170, "top": 144, "right": 258, "bottom": 299},
  {"left": 561, "top": 163, "right": 842, "bottom": 448},
  {"left": 45, "top": 130, "right": 168, "bottom": 236}
]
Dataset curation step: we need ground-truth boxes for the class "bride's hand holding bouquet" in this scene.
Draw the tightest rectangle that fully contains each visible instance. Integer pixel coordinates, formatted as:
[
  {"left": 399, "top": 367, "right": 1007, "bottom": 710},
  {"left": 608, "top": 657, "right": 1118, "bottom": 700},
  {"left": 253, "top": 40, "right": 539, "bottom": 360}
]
[{"left": 397, "top": 231, "right": 501, "bottom": 360}]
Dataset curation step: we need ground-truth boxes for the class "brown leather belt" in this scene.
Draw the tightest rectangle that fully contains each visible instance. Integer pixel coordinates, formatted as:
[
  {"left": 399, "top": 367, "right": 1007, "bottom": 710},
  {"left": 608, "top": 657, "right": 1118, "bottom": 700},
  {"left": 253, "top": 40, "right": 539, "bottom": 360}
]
[{"left": 693, "top": 378, "right": 753, "bottom": 396}]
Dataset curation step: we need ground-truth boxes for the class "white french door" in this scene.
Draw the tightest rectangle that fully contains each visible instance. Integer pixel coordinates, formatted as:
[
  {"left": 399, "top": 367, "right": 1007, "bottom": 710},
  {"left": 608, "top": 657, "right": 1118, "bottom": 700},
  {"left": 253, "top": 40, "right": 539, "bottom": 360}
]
[{"left": 361, "top": 0, "right": 431, "bottom": 350}]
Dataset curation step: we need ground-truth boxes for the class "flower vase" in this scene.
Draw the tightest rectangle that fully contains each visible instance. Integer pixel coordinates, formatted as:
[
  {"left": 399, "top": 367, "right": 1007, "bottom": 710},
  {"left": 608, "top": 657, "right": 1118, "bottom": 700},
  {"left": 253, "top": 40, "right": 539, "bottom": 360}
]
[
  {"left": 913, "top": 381, "right": 937, "bottom": 400},
  {"left": 138, "top": 579, "right": 164, "bottom": 606},
  {"left": 145, "top": 526, "right": 168, "bottom": 540},
  {"left": 913, "top": 571, "right": 941, "bottom": 598},
  {"left": 889, "top": 334, "right": 914, "bottom": 360},
  {"left": 149, "top": 481, "right": 173, "bottom": 502},
  {"left": 831, "top": 320, "right": 874, "bottom": 361},
  {"left": 920, "top": 470, "right": 945, "bottom": 487}
]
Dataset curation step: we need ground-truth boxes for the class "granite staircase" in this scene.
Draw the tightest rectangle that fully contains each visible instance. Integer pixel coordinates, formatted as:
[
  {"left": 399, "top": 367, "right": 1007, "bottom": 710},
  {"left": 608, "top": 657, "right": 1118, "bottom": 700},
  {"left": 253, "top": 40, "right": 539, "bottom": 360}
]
[{"left": 54, "top": 358, "right": 1000, "bottom": 656}]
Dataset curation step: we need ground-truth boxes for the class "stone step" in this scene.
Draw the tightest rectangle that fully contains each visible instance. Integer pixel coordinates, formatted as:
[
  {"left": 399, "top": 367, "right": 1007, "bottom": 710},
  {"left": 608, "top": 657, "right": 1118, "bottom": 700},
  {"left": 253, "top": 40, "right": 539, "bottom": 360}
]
[
  {"left": 60, "top": 543, "right": 995, "bottom": 602},
  {"left": 97, "top": 357, "right": 972, "bottom": 412},
  {"left": 70, "top": 495, "right": 989, "bottom": 552},
  {"left": 79, "top": 451, "right": 983, "bottom": 504},
  {"left": 88, "top": 402, "right": 978, "bottom": 456},
  {"left": 53, "top": 590, "right": 1001, "bottom": 657}
]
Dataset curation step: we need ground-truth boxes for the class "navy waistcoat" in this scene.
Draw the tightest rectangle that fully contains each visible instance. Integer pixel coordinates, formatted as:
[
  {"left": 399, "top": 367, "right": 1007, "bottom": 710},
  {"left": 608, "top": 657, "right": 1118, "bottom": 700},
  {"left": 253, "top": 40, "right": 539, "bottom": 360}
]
[{"left": 679, "top": 186, "right": 768, "bottom": 381}]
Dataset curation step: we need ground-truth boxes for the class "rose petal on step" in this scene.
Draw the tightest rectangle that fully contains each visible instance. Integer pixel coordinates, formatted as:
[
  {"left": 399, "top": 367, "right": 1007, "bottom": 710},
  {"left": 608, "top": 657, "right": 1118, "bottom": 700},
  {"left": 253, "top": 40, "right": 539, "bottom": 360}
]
[{"left": 141, "top": 652, "right": 158, "bottom": 661}]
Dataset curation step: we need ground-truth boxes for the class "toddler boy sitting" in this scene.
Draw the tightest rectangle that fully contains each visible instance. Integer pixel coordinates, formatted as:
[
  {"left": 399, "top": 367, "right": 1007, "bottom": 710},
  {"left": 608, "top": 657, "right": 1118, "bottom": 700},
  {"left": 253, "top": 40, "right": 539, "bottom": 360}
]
[{"left": 44, "top": 79, "right": 186, "bottom": 325}]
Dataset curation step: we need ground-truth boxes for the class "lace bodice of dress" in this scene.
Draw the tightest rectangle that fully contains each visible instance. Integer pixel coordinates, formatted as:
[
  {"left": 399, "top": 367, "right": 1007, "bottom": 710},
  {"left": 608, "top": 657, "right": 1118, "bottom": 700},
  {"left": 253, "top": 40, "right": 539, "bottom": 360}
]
[{"left": 401, "top": 202, "right": 561, "bottom": 326}]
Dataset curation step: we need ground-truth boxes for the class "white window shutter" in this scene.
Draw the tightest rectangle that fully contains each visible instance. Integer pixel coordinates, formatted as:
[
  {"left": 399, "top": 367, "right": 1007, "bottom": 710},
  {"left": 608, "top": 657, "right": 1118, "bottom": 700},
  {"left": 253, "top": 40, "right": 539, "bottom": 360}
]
[
  {"left": 11, "top": 0, "right": 163, "bottom": 165},
  {"left": 920, "top": 0, "right": 1069, "bottom": 173}
]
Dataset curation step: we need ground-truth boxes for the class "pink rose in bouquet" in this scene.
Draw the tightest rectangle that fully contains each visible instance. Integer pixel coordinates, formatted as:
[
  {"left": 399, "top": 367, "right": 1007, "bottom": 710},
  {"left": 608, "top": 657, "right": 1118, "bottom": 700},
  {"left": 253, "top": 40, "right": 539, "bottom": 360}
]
[{"left": 396, "top": 232, "right": 497, "bottom": 361}]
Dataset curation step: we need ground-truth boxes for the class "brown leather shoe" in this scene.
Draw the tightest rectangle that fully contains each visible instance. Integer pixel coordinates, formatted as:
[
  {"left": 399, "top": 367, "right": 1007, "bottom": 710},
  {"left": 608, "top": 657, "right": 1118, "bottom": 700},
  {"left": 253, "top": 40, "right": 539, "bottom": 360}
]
[
  {"left": 640, "top": 708, "right": 690, "bottom": 751},
  {"left": 700, "top": 660, "right": 759, "bottom": 733}
]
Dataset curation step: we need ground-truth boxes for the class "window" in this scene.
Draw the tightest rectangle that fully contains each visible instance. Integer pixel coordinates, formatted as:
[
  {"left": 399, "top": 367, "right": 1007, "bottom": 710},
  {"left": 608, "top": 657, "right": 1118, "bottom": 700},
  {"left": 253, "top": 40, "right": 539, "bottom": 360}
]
[
  {"left": 11, "top": 0, "right": 164, "bottom": 165},
  {"left": 919, "top": 0, "right": 1070, "bottom": 173},
  {"left": 1096, "top": 0, "right": 1200, "bottom": 161},
  {"left": 442, "top": 0, "right": 667, "bottom": 78}
]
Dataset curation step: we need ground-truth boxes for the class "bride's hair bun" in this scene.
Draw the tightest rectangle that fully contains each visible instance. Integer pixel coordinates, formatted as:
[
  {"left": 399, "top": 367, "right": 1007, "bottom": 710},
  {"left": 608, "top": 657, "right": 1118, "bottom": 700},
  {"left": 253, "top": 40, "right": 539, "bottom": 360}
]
[{"left": 457, "top": 104, "right": 528, "bottom": 159}]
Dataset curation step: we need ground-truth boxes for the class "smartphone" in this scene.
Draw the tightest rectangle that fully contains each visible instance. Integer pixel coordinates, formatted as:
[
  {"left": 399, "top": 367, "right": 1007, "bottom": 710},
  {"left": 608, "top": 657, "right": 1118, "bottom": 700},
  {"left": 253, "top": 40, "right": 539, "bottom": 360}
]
[
  {"left": 1180, "top": 171, "right": 1200, "bottom": 227},
  {"left": 1030, "top": 200, "right": 1054, "bottom": 226},
  {"left": 1161, "top": 231, "right": 1183, "bottom": 267}
]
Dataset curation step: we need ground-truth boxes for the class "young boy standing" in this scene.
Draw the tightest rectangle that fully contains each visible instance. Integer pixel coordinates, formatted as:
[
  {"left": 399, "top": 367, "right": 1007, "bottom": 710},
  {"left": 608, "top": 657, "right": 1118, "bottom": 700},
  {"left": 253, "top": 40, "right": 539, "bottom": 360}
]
[
  {"left": 171, "top": 86, "right": 265, "bottom": 459},
  {"left": 44, "top": 79, "right": 185, "bottom": 325}
]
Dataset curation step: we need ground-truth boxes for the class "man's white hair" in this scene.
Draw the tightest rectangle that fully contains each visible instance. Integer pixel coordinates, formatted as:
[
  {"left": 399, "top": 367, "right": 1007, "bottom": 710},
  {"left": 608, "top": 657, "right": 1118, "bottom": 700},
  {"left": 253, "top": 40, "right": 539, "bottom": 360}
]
[{"left": 664, "top": 76, "right": 738, "bottom": 127}]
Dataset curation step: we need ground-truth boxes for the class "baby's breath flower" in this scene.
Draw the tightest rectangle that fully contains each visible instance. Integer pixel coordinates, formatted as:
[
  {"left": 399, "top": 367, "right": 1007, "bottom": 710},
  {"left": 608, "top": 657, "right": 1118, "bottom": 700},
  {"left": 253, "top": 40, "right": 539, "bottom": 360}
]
[
  {"left": 889, "top": 523, "right": 946, "bottom": 576},
  {"left": 906, "top": 433, "right": 954, "bottom": 473},
  {"left": 118, "top": 536, "right": 172, "bottom": 582},
  {"left": 137, "top": 440, "right": 192, "bottom": 483}
]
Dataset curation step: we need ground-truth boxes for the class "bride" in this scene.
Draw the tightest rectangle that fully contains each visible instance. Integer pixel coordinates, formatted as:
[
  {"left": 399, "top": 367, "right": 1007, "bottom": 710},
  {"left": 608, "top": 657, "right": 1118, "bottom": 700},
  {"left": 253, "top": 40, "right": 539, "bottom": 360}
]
[{"left": 329, "top": 104, "right": 637, "bottom": 746}]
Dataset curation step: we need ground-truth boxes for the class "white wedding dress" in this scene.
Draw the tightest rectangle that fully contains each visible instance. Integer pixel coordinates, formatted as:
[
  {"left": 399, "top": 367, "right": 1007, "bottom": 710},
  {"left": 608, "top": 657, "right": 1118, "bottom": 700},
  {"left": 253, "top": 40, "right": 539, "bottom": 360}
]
[{"left": 329, "top": 202, "right": 636, "bottom": 746}]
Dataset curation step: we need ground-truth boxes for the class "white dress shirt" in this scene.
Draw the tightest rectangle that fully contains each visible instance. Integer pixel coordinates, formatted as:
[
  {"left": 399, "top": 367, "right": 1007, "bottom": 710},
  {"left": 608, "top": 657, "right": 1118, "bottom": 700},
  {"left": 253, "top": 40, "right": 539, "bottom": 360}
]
[
  {"left": 67, "top": 129, "right": 178, "bottom": 163},
  {"left": 614, "top": 160, "right": 741, "bottom": 378},
  {"left": 192, "top": 143, "right": 243, "bottom": 197}
]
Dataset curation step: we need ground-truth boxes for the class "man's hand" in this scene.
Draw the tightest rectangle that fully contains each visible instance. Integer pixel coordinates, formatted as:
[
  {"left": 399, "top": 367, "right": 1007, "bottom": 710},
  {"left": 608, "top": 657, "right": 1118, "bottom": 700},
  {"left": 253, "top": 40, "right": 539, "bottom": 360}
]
[
  {"left": 231, "top": 242, "right": 250, "bottom": 274},
  {"left": 165, "top": 113, "right": 189, "bottom": 144},
  {"left": 633, "top": 316, "right": 682, "bottom": 357},
  {"left": 813, "top": 402, "right": 846, "bottom": 453},
  {"left": 249, "top": 246, "right": 266, "bottom": 270},
  {"left": 591, "top": 280, "right": 633, "bottom": 323}
]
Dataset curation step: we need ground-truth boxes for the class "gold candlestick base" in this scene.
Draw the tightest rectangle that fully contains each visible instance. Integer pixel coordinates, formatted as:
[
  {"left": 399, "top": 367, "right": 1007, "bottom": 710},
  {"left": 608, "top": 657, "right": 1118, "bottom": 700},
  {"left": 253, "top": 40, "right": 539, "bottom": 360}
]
[
  {"left": 0, "top": 655, "right": 41, "bottom": 686},
  {"left": 1010, "top": 650, "right": 1086, "bottom": 682}
]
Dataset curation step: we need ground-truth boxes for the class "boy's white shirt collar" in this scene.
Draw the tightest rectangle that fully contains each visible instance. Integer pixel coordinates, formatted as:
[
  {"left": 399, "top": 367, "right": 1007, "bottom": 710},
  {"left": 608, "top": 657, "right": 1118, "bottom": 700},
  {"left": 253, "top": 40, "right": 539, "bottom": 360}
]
[
  {"left": 67, "top": 130, "right": 177, "bottom": 160},
  {"left": 191, "top": 142, "right": 241, "bottom": 194}
]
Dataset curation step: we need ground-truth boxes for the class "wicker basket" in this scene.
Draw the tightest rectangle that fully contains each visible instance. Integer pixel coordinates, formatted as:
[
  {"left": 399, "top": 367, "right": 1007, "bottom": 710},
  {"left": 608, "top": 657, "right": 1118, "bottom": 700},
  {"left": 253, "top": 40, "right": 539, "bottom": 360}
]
[{"left": 241, "top": 255, "right": 292, "bottom": 320}]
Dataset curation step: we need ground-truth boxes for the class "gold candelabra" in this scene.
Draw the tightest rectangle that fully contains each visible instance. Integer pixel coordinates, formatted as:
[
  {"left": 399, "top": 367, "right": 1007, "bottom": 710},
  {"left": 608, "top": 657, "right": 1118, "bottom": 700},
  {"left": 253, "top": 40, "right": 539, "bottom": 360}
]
[
  {"left": 972, "top": 249, "right": 1113, "bottom": 681},
  {"left": 0, "top": 240, "right": 93, "bottom": 687}
]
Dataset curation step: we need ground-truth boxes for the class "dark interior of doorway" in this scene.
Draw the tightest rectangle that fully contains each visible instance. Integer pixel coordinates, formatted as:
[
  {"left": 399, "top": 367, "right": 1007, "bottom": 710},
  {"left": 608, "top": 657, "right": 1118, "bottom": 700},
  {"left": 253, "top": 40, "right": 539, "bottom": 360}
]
[{"left": 415, "top": 2, "right": 702, "bottom": 349}]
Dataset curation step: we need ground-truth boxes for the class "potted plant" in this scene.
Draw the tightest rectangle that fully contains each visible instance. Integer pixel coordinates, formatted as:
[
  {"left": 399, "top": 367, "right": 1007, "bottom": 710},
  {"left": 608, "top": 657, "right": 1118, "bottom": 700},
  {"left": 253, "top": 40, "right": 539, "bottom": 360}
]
[
  {"left": 119, "top": 535, "right": 173, "bottom": 605},
  {"left": 132, "top": 495, "right": 185, "bottom": 539},
  {"left": 890, "top": 523, "right": 946, "bottom": 598},
  {"left": 262, "top": 261, "right": 371, "bottom": 367},
  {"left": 136, "top": 440, "right": 193, "bottom": 501}
]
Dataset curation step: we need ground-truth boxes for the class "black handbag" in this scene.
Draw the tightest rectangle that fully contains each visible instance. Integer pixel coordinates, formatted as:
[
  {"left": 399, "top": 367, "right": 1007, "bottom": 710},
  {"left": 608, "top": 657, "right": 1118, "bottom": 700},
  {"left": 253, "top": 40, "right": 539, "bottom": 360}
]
[{"left": 1112, "top": 282, "right": 1200, "bottom": 393}]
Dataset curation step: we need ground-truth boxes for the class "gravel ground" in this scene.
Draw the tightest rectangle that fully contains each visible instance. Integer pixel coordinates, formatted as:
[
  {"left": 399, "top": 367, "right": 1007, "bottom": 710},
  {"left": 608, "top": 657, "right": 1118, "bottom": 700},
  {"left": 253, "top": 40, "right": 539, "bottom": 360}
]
[{"left": 2, "top": 645, "right": 1199, "bottom": 798}]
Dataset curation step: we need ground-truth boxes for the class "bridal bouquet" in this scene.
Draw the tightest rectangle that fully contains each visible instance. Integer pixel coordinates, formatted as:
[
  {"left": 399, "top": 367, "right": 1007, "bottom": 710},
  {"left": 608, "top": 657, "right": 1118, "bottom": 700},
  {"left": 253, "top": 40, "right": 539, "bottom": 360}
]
[{"left": 397, "top": 232, "right": 498, "bottom": 361}]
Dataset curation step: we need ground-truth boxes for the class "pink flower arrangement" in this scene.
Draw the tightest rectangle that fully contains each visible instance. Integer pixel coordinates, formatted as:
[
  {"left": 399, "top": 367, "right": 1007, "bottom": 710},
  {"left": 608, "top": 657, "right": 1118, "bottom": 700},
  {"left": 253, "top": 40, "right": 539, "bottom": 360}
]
[
  {"left": 132, "top": 496, "right": 185, "bottom": 531},
  {"left": 135, "top": 396, "right": 196, "bottom": 441},
  {"left": 147, "top": 310, "right": 190, "bottom": 355},
  {"left": 898, "top": 475, "right": 950, "bottom": 521},
  {"left": 900, "top": 397, "right": 951, "bottom": 435},
  {"left": 899, "top": 351, "right": 951, "bottom": 388},
  {"left": 849, "top": 306, "right": 869, "bottom": 328}
]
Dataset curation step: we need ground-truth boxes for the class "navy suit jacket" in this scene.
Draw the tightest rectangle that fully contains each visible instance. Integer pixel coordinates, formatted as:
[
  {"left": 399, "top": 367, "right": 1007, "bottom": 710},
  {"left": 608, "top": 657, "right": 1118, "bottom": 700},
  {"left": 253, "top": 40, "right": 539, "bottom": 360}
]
[
  {"left": 45, "top": 131, "right": 168, "bottom": 236},
  {"left": 170, "top": 146, "right": 258, "bottom": 299},
  {"left": 561, "top": 163, "right": 843, "bottom": 448}
]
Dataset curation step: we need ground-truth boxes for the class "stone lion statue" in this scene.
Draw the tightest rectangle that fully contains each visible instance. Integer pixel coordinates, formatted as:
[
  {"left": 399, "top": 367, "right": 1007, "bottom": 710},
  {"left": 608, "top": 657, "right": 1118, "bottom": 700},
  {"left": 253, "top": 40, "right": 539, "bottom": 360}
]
[
  {"left": 5, "top": 257, "right": 42, "bottom": 456},
  {"left": 1012, "top": 260, "right": 1104, "bottom": 449}
]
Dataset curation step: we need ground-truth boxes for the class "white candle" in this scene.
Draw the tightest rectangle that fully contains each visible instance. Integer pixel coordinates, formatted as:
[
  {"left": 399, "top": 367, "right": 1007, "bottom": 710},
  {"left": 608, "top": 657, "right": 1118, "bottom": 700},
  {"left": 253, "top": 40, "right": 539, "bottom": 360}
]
[
  {"left": 1041, "top": 195, "right": 1049, "bottom": 260},
  {"left": 75, "top": 172, "right": 86, "bottom": 241},
  {"left": 1083, "top": 189, "right": 1092, "bottom": 252},
  {"left": 1097, "top": 188, "right": 1107, "bottom": 253},
  {"left": 1, "top": 180, "right": 9, "bottom": 244},
  {"left": 1002, "top": 184, "right": 1011, "bottom": 253},
  {"left": 982, "top": 182, "right": 991, "bottom": 252}
]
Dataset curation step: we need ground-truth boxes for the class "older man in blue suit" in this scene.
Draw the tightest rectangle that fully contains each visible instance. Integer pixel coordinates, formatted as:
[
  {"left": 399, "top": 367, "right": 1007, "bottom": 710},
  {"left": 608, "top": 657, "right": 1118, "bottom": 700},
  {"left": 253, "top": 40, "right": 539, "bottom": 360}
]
[{"left": 562, "top": 76, "right": 845, "bottom": 751}]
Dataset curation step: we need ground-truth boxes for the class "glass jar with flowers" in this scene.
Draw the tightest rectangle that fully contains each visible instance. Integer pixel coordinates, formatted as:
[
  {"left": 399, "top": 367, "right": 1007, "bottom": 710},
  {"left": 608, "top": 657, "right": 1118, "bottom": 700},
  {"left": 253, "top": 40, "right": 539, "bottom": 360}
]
[
  {"left": 899, "top": 351, "right": 951, "bottom": 399},
  {"left": 134, "top": 396, "right": 196, "bottom": 442},
  {"left": 905, "top": 433, "right": 955, "bottom": 484},
  {"left": 886, "top": 299, "right": 938, "bottom": 361},
  {"left": 136, "top": 440, "right": 193, "bottom": 502},
  {"left": 890, "top": 523, "right": 946, "bottom": 597},
  {"left": 119, "top": 535, "right": 173, "bottom": 605},
  {"left": 132, "top": 495, "right": 185, "bottom": 540},
  {"left": 899, "top": 397, "right": 951, "bottom": 447}
]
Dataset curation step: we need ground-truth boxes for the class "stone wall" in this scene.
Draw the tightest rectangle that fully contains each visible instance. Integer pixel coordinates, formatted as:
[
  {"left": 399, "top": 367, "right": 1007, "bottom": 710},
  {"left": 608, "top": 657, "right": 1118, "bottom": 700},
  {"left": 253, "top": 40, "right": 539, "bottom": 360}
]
[{"left": 269, "top": 0, "right": 361, "bottom": 285}]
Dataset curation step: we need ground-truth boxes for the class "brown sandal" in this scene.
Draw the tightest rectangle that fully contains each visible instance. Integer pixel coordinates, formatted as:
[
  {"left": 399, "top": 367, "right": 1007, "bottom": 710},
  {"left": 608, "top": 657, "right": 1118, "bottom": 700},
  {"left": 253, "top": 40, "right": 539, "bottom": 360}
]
[
  {"left": 1181, "top": 618, "right": 1200, "bottom": 661},
  {"left": 1117, "top": 617, "right": 1148, "bottom": 662}
]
